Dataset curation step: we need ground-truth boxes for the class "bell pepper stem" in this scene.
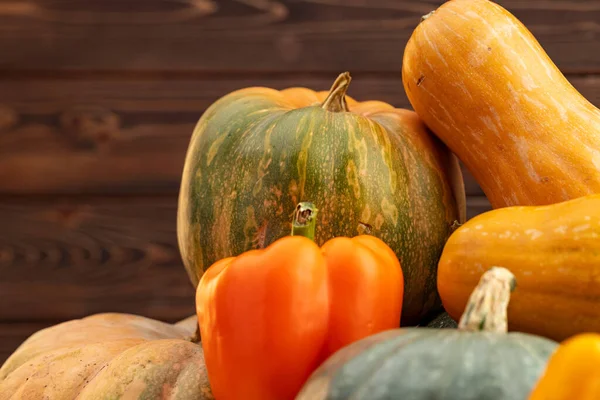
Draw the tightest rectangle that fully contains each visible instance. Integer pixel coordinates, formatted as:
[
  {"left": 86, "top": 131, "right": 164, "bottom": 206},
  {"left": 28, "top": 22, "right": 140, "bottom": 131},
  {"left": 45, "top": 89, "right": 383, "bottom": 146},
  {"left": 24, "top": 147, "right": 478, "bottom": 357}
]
[
  {"left": 291, "top": 202, "right": 318, "bottom": 241},
  {"left": 457, "top": 266, "right": 516, "bottom": 333}
]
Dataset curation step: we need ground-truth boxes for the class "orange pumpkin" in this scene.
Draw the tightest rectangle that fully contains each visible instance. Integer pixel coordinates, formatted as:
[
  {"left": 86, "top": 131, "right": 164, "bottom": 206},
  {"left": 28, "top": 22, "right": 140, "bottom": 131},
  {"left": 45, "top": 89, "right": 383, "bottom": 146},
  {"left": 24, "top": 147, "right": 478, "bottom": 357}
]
[
  {"left": 438, "top": 194, "right": 600, "bottom": 342},
  {"left": 0, "top": 313, "right": 213, "bottom": 399},
  {"left": 529, "top": 333, "right": 600, "bottom": 400},
  {"left": 402, "top": 0, "right": 600, "bottom": 208}
]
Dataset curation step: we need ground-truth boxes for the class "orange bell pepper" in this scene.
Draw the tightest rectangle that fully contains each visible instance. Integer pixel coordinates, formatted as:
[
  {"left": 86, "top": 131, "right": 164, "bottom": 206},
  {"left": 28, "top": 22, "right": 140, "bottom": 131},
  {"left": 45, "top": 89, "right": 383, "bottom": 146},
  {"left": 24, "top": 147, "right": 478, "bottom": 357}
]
[
  {"left": 196, "top": 202, "right": 404, "bottom": 400},
  {"left": 529, "top": 333, "right": 600, "bottom": 400}
]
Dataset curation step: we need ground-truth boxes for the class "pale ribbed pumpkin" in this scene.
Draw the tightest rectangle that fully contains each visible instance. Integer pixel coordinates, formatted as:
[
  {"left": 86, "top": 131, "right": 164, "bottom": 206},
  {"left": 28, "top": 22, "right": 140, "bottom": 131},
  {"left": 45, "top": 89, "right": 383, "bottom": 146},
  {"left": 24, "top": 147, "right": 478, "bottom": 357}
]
[
  {"left": 402, "top": 0, "right": 600, "bottom": 208},
  {"left": 177, "top": 72, "right": 465, "bottom": 324},
  {"left": 0, "top": 313, "right": 212, "bottom": 399}
]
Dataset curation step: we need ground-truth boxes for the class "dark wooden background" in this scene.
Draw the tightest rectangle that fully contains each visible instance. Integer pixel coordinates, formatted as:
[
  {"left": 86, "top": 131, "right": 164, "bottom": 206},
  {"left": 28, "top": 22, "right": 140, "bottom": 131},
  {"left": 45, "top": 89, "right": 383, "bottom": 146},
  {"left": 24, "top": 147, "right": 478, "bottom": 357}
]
[{"left": 1, "top": 0, "right": 599, "bottom": 364}]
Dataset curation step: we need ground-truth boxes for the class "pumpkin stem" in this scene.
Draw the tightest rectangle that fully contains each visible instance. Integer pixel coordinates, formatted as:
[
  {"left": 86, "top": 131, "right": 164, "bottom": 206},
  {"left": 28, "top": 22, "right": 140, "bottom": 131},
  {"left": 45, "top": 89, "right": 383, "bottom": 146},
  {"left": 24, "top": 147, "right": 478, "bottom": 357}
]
[
  {"left": 321, "top": 72, "right": 351, "bottom": 112},
  {"left": 291, "top": 202, "right": 318, "bottom": 241},
  {"left": 187, "top": 324, "right": 202, "bottom": 344},
  {"left": 457, "top": 267, "right": 516, "bottom": 333}
]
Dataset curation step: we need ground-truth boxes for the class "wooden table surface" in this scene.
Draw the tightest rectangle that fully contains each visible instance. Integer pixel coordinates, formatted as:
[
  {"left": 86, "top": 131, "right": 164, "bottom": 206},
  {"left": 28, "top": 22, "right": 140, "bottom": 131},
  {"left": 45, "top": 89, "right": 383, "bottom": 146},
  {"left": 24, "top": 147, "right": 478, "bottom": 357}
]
[{"left": 1, "top": 0, "right": 599, "bottom": 364}]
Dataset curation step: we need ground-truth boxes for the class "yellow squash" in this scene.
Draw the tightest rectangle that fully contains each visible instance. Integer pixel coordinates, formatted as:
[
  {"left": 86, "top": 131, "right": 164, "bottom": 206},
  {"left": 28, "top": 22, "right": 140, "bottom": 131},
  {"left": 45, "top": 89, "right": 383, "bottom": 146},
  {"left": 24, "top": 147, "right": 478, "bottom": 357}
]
[
  {"left": 438, "top": 194, "right": 600, "bottom": 342},
  {"left": 529, "top": 333, "right": 600, "bottom": 400}
]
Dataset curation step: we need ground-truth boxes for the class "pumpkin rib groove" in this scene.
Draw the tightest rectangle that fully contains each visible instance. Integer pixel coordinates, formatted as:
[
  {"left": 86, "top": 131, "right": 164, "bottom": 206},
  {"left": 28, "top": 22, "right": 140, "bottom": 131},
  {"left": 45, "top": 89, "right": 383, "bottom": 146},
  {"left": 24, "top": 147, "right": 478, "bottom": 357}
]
[
  {"left": 431, "top": 329, "right": 465, "bottom": 394},
  {"left": 487, "top": 335, "right": 514, "bottom": 396},
  {"left": 79, "top": 362, "right": 109, "bottom": 394},
  {"left": 514, "top": 335, "right": 549, "bottom": 366},
  {"left": 77, "top": 339, "right": 206, "bottom": 399},
  {"left": 168, "top": 354, "right": 207, "bottom": 399}
]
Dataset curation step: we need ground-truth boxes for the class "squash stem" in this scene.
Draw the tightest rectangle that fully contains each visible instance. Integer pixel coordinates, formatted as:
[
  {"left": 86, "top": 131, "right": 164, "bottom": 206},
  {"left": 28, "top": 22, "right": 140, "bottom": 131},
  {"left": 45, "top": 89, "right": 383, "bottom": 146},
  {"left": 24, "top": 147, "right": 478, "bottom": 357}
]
[
  {"left": 421, "top": 10, "right": 435, "bottom": 22},
  {"left": 188, "top": 324, "right": 201, "bottom": 344},
  {"left": 321, "top": 72, "right": 351, "bottom": 112},
  {"left": 457, "top": 267, "right": 516, "bottom": 333},
  {"left": 291, "top": 202, "right": 318, "bottom": 241}
]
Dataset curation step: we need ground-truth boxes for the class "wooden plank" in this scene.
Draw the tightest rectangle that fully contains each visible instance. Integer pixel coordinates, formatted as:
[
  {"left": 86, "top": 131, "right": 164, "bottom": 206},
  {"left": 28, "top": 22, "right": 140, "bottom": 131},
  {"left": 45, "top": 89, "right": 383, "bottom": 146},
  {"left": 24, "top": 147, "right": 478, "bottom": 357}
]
[
  {"left": 0, "top": 193, "right": 490, "bottom": 324},
  {"left": 0, "top": 322, "right": 56, "bottom": 365},
  {"left": 2, "top": 74, "right": 599, "bottom": 195},
  {"left": 0, "top": 1, "right": 599, "bottom": 73},
  {"left": 0, "top": 196, "right": 196, "bottom": 322},
  {"left": 0, "top": 75, "right": 406, "bottom": 195}
]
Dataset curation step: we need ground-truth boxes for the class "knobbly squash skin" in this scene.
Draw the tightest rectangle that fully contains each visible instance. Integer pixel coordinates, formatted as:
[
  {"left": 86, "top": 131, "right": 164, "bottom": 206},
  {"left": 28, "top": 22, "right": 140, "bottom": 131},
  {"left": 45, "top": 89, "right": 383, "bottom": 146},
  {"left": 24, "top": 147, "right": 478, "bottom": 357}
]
[
  {"left": 0, "top": 313, "right": 213, "bottom": 400},
  {"left": 438, "top": 194, "right": 600, "bottom": 342},
  {"left": 402, "top": 0, "right": 600, "bottom": 208},
  {"left": 177, "top": 72, "right": 466, "bottom": 324}
]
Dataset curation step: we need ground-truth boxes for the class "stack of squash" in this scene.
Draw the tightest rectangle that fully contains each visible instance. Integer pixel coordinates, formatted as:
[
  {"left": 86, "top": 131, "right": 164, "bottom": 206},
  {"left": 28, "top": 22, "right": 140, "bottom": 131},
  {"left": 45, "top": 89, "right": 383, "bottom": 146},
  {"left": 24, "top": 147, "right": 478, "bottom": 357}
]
[{"left": 2, "top": 0, "right": 600, "bottom": 399}]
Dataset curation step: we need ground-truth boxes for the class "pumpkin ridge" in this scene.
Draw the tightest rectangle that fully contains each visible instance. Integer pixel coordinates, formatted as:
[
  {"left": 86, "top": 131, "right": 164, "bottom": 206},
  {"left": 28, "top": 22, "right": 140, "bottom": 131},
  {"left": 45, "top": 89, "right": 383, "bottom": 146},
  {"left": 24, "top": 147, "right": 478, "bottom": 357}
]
[
  {"left": 166, "top": 354, "right": 208, "bottom": 400},
  {"left": 416, "top": 329, "right": 468, "bottom": 397},
  {"left": 513, "top": 335, "right": 550, "bottom": 366},
  {"left": 344, "top": 330, "right": 434, "bottom": 399},
  {"left": 75, "top": 360, "right": 111, "bottom": 397},
  {"left": 77, "top": 339, "right": 205, "bottom": 399},
  {"left": 0, "top": 339, "right": 147, "bottom": 399},
  {"left": 0, "top": 313, "right": 190, "bottom": 381}
]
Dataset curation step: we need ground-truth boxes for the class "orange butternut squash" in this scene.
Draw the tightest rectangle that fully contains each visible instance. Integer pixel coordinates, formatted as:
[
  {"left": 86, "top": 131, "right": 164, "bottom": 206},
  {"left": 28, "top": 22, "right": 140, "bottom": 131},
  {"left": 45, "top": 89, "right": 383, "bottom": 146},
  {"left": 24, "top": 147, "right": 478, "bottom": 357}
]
[
  {"left": 529, "top": 333, "right": 600, "bottom": 400},
  {"left": 402, "top": 0, "right": 600, "bottom": 208},
  {"left": 438, "top": 194, "right": 600, "bottom": 342}
]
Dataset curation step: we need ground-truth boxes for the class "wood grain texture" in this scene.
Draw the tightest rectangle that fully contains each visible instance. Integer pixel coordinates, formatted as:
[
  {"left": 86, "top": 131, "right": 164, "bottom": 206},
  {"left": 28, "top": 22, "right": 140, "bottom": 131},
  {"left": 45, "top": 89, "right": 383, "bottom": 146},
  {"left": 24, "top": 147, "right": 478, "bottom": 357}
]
[
  {"left": 0, "top": 76, "right": 403, "bottom": 195},
  {"left": 0, "top": 195, "right": 490, "bottom": 366},
  {"left": 0, "top": 194, "right": 488, "bottom": 323},
  {"left": 2, "top": 74, "right": 599, "bottom": 195},
  {"left": 0, "top": 196, "right": 196, "bottom": 323},
  {"left": 0, "top": 0, "right": 597, "bottom": 364},
  {"left": 0, "top": 1, "right": 599, "bottom": 73}
]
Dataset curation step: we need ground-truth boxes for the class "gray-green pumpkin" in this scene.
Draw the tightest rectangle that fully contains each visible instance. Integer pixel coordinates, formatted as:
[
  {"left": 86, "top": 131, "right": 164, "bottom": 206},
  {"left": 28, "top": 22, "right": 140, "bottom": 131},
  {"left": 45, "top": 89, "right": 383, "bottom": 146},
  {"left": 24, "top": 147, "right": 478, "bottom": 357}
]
[
  {"left": 296, "top": 267, "right": 558, "bottom": 400},
  {"left": 177, "top": 72, "right": 466, "bottom": 324}
]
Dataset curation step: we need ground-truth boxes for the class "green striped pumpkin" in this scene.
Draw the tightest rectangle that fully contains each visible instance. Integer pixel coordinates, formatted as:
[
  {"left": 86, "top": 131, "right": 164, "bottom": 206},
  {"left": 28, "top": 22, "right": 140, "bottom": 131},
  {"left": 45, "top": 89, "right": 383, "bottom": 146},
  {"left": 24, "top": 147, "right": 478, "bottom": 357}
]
[{"left": 177, "top": 72, "right": 466, "bottom": 324}]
